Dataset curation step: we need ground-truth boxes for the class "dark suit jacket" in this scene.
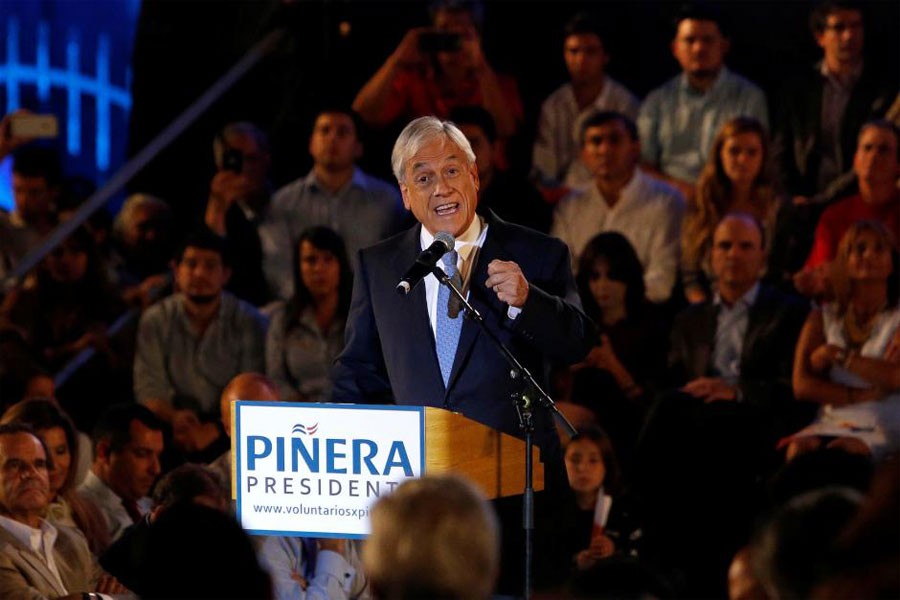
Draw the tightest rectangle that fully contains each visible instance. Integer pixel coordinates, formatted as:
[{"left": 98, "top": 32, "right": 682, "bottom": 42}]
[
  {"left": 332, "top": 211, "right": 596, "bottom": 452},
  {"left": 772, "top": 63, "right": 896, "bottom": 198},
  {"left": 667, "top": 283, "right": 810, "bottom": 427}
]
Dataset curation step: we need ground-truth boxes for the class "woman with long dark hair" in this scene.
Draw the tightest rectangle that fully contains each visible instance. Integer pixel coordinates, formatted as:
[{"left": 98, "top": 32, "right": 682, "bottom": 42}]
[
  {"left": 265, "top": 226, "right": 353, "bottom": 402},
  {"left": 569, "top": 231, "right": 668, "bottom": 472}
]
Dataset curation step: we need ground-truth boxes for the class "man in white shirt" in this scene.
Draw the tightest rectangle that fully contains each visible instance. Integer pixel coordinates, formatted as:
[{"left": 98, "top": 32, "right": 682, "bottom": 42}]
[
  {"left": 552, "top": 111, "right": 684, "bottom": 304},
  {"left": 532, "top": 11, "right": 640, "bottom": 192},
  {"left": 0, "top": 423, "right": 129, "bottom": 599}
]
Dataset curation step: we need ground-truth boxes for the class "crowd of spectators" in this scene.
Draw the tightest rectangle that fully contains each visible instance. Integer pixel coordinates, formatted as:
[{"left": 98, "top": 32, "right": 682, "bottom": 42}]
[{"left": 0, "top": 0, "right": 898, "bottom": 598}]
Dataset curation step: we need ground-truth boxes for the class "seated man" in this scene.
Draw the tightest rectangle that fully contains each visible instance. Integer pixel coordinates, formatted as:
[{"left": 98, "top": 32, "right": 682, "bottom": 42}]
[
  {"left": 78, "top": 403, "right": 165, "bottom": 543},
  {"left": 552, "top": 111, "right": 685, "bottom": 304},
  {"left": 793, "top": 119, "right": 900, "bottom": 299},
  {"left": 0, "top": 423, "right": 128, "bottom": 598},
  {"left": 637, "top": 2, "right": 768, "bottom": 201},
  {"left": 449, "top": 105, "right": 552, "bottom": 233},
  {"left": 531, "top": 10, "right": 640, "bottom": 192},
  {"left": 134, "top": 229, "right": 268, "bottom": 423},
  {"left": 635, "top": 213, "right": 811, "bottom": 597}
]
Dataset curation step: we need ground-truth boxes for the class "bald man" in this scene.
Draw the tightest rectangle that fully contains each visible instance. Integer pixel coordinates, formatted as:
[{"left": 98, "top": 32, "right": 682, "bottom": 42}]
[
  {"left": 635, "top": 213, "right": 811, "bottom": 597},
  {"left": 208, "top": 371, "right": 281, "bottom": 493}
]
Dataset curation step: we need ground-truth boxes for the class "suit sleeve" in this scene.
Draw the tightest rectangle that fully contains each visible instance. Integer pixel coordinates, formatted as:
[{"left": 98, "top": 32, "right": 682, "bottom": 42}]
[
  {"left": 510, "top": 238, "right": 597, "bottom": 364},
  {"left": 330, "top": 251, "right": 394, "bottom": 404}
]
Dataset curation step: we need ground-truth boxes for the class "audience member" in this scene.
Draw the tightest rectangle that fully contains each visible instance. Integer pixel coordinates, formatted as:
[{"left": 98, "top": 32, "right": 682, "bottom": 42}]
[
  {"left": 551, "top": 111, "right": 685, "bottom": 304},
  {"left": 0, "top": 398, "right": 110, "bottom": 555},
  {"left": 793, "top": 119, "right": 900, "bottom": 299},
  {"left": 78, "top": 403, "right": 165, "bottom": 543},
  {"left": 133, "top": 229, "right": 267, "bottom": 423},
  {"left": 568, "top": 232, "right": 668, "bottom": 472},
  {"left": 0, "top": 144, "right": 61, "bottom": 281},
  {"left": 0, "top": 226, "right": 131, "bottom": 432},
  {"left": 785, "top": 220, "right": 900, "bottom": 461},
  {"left": 204, "top": 121, "right": 274, "bottom": 307},
  {"left": 727, "top": 546, "right": 766, "bottom": 600},
  {"left": 448, "top": 105, "right": 552, "bottom": 233},
  {"left": 681, "top": 116, "right": 787, "bottom": 303},
  {"left": 260, "top": 105, "right": 408, "bottom": 300},
  {"left": 362, "top": 474, "right": 499, "bottom": 600},
  {"left": 534, "top": 426, "right": 644, "bottom": 593},
  {"left": 772, "top": 0, "right": 897, "bottom": 203},
  {"left": 100, "top": 462, "right": 228, "bottom": 595},
  {"left": 0, "top": 423, "right": 129, "bottom": 598},
  {"left": 748, "top": 486, "right": 863, "bottom": 600},
  {"left": 636, "top": 2, "right": 768, "bottom": 201},
  {"left": 352, "top": 0, "right": 523, "bottom": 151},
  {"left": 141, "top": 503, "right": 273, "bottom": 600},
  {"left": 207, "top": 371, "right": 280, "bottom": 497},
  {"left": 266, "top": 226, "right": 353, "bottom": 403},
  {"left": 531, "top": 11, "right": 640, "bottom": 192},
  {"left": 110, "top": 193, "right": 174, "bottom": 309},
  {"left": 636, "top": 213, "right": 810, "bottom": 597}
]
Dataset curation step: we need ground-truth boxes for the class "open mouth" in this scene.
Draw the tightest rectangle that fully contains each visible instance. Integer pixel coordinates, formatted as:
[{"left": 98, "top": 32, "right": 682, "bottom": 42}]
[{"left": 434, "top": 202, "right": 459, "bottom": 216}]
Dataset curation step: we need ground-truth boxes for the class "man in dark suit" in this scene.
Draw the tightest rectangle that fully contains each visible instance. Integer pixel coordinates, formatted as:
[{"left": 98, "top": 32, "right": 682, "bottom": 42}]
[
  {"left": 332, "top": 115, "right": 595, "bottom": 455},
  {"left": 332, "top": 116, "right": 596, "bottom": 596},
  {"left": 635, "top": 212, "right": 811, "bottom": 598}
]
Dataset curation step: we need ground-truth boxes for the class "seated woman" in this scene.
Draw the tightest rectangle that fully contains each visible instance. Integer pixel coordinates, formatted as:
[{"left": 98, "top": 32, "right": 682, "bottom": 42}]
[
  {"left": 568, "top": 231, "right": 668, "bottom": 472},
  {"left": 680, "top": 116, "right": 786, "bottom": 304},
  {"left": 265, "top": 226, "right": 353, "bottom": 402},
  {"left": 785, "top": 220, "right": 900, "bottom": 461}
]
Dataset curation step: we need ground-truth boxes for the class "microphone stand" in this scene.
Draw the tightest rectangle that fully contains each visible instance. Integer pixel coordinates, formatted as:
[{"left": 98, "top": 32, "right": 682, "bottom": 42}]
[{"left": 432, "top": 267, "right": 577, "bottom": 600}]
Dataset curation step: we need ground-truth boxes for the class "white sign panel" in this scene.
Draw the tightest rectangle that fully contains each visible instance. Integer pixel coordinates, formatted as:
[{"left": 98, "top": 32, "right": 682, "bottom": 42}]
[{"left": 235, "top": 401, "right": 424, "bottom": 538}]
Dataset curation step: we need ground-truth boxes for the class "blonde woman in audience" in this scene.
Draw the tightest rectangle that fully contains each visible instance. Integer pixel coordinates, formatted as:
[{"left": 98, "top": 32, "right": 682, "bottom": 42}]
[
  {"left": 786, "top": 221, "right": 900, "bottom": 461},
  {"left": 680, "top": 116, "right": 784, "bottom": 304},
  {"left": 0, "top": 397, "right": 111, "bottom": 554}
]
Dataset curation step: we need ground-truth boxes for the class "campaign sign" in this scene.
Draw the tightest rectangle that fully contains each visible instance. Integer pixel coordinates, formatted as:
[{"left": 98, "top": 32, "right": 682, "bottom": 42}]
[{"left": 235, "top": 401, "right": 424, "bottom": 538}]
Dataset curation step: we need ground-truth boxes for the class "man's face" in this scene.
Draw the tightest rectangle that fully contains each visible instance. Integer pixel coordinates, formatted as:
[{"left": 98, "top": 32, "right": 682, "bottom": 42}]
[
  {"left": 672, "top": 19, "right": 728, "bottom": 79},
  {"left": 0, "top": 432, "right": 50, "bottom": 522},
  {"left": 308, "top": 112, "right": 361, "bottom": 172},
  {"left": 580, "top": 120, "right": 640, "bottom": 183},
  {"left": 564, "top": 33, "right": 608, "bottom": 85},
  {"left": 400, "top": 136, "right": 479, "bottom": 238},
  {"left": 220, "top": 132, "right": 270, "bottom": 193},
  {"left": 12, "top": 174, "right": 55, "bottom": 224},
  {"left": 815, "top": 9, "right": 864, "bottom": 66},
  {"left": 457, "top": 123, "right": 494, "bottom": 182},
  {"left": 853, "top": 126, "right": 899, "bottom": 192},
  {"left": 175, "top": 246, "right": 230, "bottom": 304},
  {"left": 711, "top": 216, "right": 765, "bottom": 290},
  {"left": 102, "top": 419, "right": 163, "bottom": 502}
]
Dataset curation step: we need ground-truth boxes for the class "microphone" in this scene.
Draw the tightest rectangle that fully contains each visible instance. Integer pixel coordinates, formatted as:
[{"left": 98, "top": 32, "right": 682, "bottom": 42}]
[{"left": 396, "top": 231, "right": 456, "bottom": 295}]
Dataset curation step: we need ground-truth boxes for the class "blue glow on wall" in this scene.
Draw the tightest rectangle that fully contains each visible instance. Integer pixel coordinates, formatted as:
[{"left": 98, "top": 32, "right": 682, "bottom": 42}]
[{"left": 0, "top": 0, "right": 140, "bottom": 212}]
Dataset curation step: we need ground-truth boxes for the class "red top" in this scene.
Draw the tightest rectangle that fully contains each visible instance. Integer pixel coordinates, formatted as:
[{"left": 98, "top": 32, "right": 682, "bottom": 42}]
[{"left": 805, "top": 191, "right": 900, "bottom": 269}]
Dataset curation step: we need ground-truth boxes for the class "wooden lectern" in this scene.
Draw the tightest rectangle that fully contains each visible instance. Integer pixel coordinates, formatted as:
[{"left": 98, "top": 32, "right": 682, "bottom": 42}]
[{"left": 423, "top": 407, "right": 543, "bottom": 499}]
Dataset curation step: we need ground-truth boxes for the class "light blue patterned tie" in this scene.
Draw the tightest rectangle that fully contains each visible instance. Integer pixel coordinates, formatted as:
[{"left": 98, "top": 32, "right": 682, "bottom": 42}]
[{"left": 436, "top": 250, "right": 463, "bottom": 386}]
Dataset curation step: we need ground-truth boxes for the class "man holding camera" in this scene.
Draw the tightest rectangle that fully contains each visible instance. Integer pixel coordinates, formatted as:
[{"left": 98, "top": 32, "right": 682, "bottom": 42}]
[
  {"left": 203, "top": 121, "right": 273, "bottom": 307},
  {"left": 352, "top": 0, "right": 522, "bottom": 151}
]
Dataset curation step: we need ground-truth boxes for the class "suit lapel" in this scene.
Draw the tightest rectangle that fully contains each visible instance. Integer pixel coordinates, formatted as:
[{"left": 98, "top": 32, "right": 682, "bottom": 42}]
[
  {"left": 0, "top": 529, "right": 68, "bottom": 596},
  {"left": 445, "top": 216, "right": 509, "bottom": 392}
]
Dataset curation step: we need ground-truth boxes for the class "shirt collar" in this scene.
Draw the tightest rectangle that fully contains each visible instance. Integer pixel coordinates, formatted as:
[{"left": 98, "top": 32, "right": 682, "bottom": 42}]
[
  {"left": 0, "top": 514, "right": 57, "bottom": 553},
  {"left": 419, "top": 215, "right": 486, "bottom": 266},
  {"left": 307, "top": 167, "right": 365, "bottom": 194},
  {"left": 714, "top": 281, "right": 760, "bottom": 309},
  {"left": 817, "top": 59, "right": 863, "bottom": 84},
  {"left": 679, "top": 67, "right": 728, "bottom": 96}
]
